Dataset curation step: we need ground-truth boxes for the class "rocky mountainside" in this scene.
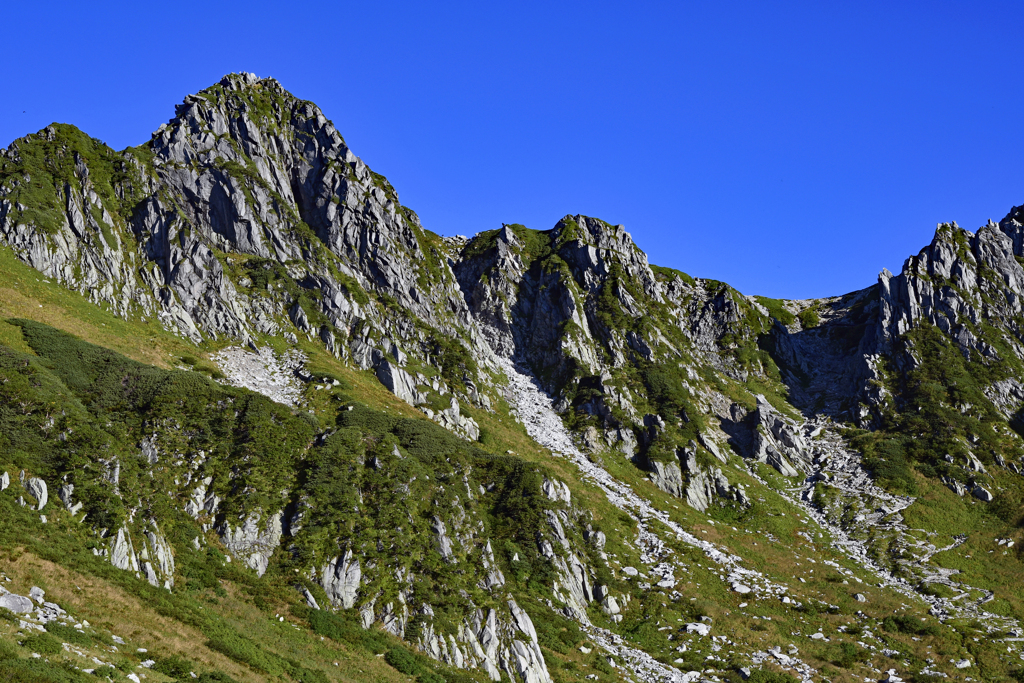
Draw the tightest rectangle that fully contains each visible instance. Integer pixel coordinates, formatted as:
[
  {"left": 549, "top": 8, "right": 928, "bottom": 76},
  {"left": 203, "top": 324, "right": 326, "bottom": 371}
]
[{"left": 1, "top": 73, "right": 1024, "bottom": 683}]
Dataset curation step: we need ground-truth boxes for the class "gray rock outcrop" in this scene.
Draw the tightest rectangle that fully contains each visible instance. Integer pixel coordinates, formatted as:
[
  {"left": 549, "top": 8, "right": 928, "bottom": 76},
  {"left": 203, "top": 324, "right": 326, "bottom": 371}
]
[
  {"left": 321, "top": 550, "right": 361, "bottom": 609},
  {"left": 972, "top": 485, "right": 994, "bottom": 502},
  {"left": 219, "top": 512, "right": 284, "bottom": 577},
  {"left": 110, "top": 527, "right": 140, "bottom": 573},
  {"left": 749, "top": 396, "right": 810, "bottom": 476},
  {"left": 25, "top": 477, "right": 47, "bottom": 510},
  {"left": 429, "top": 397, "right": 480, "bottom": 441},
  {"left": 480, "top": 540, "right": 506, "bottom": 590},
  {"left": 648, "top": 443, "right": 747, "bottom": 511},
  {"left": 376, "top": 360, "right": 427, "bottom": 406}
]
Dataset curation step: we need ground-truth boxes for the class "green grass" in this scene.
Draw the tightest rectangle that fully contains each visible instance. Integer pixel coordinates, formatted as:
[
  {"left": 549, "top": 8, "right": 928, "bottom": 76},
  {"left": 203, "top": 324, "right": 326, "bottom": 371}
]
[
  {"left": 797, "top": 307, "right": 819, "bottom": 329},
  {"left": 754, "top": 296, "right": 796, "bottom": 326}
]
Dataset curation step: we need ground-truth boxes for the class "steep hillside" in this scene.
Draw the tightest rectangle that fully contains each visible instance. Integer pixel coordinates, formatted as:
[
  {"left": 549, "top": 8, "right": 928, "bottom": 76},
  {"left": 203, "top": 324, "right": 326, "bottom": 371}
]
[{"left": 1, "top": 73, "right": 1024, "bottom": 683}]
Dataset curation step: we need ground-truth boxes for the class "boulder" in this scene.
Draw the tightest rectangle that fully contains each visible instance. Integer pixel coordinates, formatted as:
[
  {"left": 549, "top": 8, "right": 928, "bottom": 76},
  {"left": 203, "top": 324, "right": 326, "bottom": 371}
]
[
  {"left": 432, "top": 516, "right": 456, "bottom": 562},
  {"left": 601, "top": 595, "right": 621, "bottom": 616},
  {"left": 431, "top": 397, "right": 480, "bottom": 441},
  {"left": 584, "top": 528, "right": 606, "bottom": 550},
  {"left": 0, "top": 591, "right": 33, "bottom": 613},
  {"left": 944, "top": 478, "right": 967, "bottom": 496},
  {"left": 541, "top": 478, "right": 571, "bottom": 504},
  {"left": 648, "top": 460, "right": 685, "bottom": 499}
]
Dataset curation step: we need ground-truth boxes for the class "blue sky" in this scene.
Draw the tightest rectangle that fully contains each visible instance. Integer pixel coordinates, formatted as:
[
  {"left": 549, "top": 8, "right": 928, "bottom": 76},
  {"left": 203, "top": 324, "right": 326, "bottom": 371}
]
[{"left": 2, "top": 1, "right": 1022, "bottom": 299}]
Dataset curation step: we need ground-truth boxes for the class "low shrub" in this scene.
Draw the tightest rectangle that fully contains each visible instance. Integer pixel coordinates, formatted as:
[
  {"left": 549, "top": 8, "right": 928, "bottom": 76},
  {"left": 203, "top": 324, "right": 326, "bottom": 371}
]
[
  {"left": 385, "top": 646, "right": 419, "bottom": 675},
  {"left": 44, "top": 623, "right": 91, "bottom": 647},
  {"left": 0, "top": 638, "right": 19, "bottom": 661},
  {"left": 20, "top": 633, "right": 61, "bottom": 655},
  {"left": 153, "top": 654, "right": 195, "bottom": 678},
  {"left": 746, "top": 670, "right": 799, "bottom": 683},
  {"left": 797, "top": 308, "right": 819, "bottom": 329},
  {"left": 882, "top": 615, "right": 940, "bottom": 637},
  {"left": 0, "top": 658, "right": 93, "bottom": 682}
]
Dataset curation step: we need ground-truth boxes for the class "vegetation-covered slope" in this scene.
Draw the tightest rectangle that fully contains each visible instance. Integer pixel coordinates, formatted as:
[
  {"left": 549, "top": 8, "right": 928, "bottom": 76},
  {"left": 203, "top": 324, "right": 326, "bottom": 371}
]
[{"left": 3, "top": 73, "right": 1024, "bottom": 683}]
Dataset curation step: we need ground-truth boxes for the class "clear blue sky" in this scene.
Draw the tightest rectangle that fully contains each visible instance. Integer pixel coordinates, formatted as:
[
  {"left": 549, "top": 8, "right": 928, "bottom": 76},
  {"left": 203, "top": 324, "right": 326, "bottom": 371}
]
[{"left": 2, "top": 1, "right": 1022, "bottom": 299}]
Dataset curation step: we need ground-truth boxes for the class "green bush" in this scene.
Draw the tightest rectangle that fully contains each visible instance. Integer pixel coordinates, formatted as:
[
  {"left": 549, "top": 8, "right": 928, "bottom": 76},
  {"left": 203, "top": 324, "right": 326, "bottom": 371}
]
[
  {"left": 590, "top": 655, "right": 613, "bottom": 674},
  {"left": 308, "top": 609, "right": 392, "bottom": 654},
  {"left": 43, "top": 623, "right": 92, "bottom": 648},
  {"left": 882, "top": 615, "right": 939, "bottom": 637},
  {"left": 385, "top": 646, "right": 420, "bottom": 675},
  {"left": 832, "top": 642, "right": 870, "bottom": 668},
  {"left": 640, "top": 364, "right": 692, "bottom": 418},
  {"left": 198, "top": 673, "right": 239, "bottom": 683},
  {"left": 153, "top": 654, "right": 195, "bottom": 678},
  {"left": 530, "top": 608, "right": 583, "bottom": 654},
  {"left": 797, "top": 308, "right": 819, "bottom": 329},
  {"left": 20, "top": 633, "right": 61, "bottom": 655},
  {"left": 205, "top": 633, "right": 281, "bottom": 676},
  {"left": 746, "top": 670, "right": 799, "bottom": 683},
  {"left": 754, "top": 297, "right": 795, "bottom": 326},
  {"left": 0, "top": 638, "right": 19, "bottom": 661},
  {"left": 383, "top": 643, "right": 445, "bottom": 683},
  {"left": 0, "top": 658, "right": 93, "bottom": 682}
]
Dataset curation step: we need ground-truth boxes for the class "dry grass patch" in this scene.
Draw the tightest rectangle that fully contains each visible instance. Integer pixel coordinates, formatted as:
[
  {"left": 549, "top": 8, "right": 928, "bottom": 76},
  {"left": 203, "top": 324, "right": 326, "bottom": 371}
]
[{"left": 0, "top": 548, "right": 260, "bottom": 682}]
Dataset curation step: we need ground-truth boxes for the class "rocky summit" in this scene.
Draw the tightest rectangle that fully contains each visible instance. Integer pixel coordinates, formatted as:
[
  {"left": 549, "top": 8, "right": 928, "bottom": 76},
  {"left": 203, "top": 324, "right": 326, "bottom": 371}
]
[{"left": 0, "top": 73, "right": 1023, "bottom": 683}]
